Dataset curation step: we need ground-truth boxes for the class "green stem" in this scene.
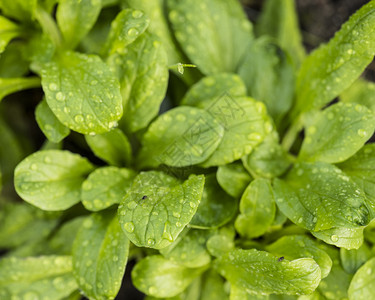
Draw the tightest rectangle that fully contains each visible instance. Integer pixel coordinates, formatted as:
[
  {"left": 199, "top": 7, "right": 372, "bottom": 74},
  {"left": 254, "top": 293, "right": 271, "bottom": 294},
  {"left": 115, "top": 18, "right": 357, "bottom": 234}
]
[
  {"left": 34, "top": 5, "right": 62, "bottom": 49},
  {"left": 281, "top": 114, "right": 304, "bottom": 151}
]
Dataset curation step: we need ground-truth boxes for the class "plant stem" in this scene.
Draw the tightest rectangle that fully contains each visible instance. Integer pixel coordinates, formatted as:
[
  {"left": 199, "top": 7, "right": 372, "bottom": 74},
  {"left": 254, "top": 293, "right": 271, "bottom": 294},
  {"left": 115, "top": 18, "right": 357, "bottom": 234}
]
[
  {"left": 281, "top": 114, "right": 304, "bottom": 151},
  {"left": 34, "top": 5, "right": 62, "bottom": 49}
]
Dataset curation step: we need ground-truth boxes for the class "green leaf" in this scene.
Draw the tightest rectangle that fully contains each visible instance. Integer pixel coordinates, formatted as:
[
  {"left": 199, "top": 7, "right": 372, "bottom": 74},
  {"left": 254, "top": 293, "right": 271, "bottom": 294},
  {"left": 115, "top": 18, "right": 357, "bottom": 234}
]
[
  {"left": 266, "top": 235, "right": 332, "bottom": 278},
  {"left": 26, "top": 32, "right": 56, "bottom": 71},
  {"left": 41, "top": 51, "right": 123, "bottom": 135},
  {"left": 216, "top": 161, "right": 252, "bottom": 198},
  {"left": 214, "top": 249, "right": 321, "bottom": 296},
  {"left": 348, "top": 257, "right": 375, "bottom": 299},
  {"left": 108, "top": 32, "right": 168, "bottom": 132},
  {"left": 0, "top": 16, "right": 22, "bottom": 53},
  {"left": 200, "top": 270, "right": 229, "bottom": 300},
  {"left": 338, "top": 144, "right": 375, "bottom": 213},
  {"left": 341, "top": 79, "right": 375, "bottom": 114},
  {"left": 242, "top": 136, "right": 291, "bottom": 179},
  {"left": 160, "top": 228, "right": 212, "bottom": 268},
  {"left": 256, "top": 0, "right": 305, "bottom": 67},
  {"left": 103, "top": 8, "right": 150, "bottom": 55},
  {"left": 137, "top": 106, "right": 224, "bottom": 168},
  {"left": 14, "top": 150, "right": 94, "bottom": 211},
  {"left": 118, "top": 171, "right": 205, "bottom": 249},
  {"left": 190, "top": 174, "right": 237, "bottom": 229},
  {"left": 81, "top": 166, "right": 135, "bottom": 211},
  {"left": 206, "top": 227, "right": 235, "bottom": 258},
  {"left": 311, "top": 227, "right": 364, "bottom": 250},
  {"left": 0, "top": 0, "right": 37, "bottom": 21},
  {"left": 132, "top": 255, "right": 206, "bottom": 298},
  {"left": 85, "top": 128, "right": 132, "bottom": 167},
  {"left": 238, "top": 38, "right": 295, "bottom": 125},
  {"left": 0, "top": 77, "right": 41, "bottom": 102},
  {"left": 0, "top": 41, "right": 29, "bottom": 78},
  {"left": 0, "top": 255, "right": 77, "bottom": 300},
  {"left": 295, "top": 0, "right": 375, "bottom": 114},
  {"left": 299, "top": 102, "right": 375, "bottom": 163},
  {"left": 273, "top": 162, "right": 371, "bottom": 231},
  {"left": 235, "top": 178, "right": 276, "bottom": 239},
  {"left": 72, "top": 211, "right": 129, "bottom": 300},
  {"left": 56, "top": 0, "right": 101, "bottom": 49},
  {"left": 35, "top": 99, "right": 70, "bottom": 143},
  {"left": 167, "top": 0, "right": 253, "bottom": 75},
  {"left": 340, "top": 242, "right": 372, "bottom": 274}
]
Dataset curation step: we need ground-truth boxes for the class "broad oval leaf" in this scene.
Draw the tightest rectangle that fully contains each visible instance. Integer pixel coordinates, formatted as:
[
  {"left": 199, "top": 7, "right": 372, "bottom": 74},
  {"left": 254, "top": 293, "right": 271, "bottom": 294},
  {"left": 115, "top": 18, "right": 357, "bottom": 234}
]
[
  {"left": 214, "top": 249, "right": 321, "bottom": 296},
  {"left": 137, "top": 106, "right": 224, "bottom": 168},
  {"left": 81, "top": 166, "right": 135, "bottom": 211},
  {"left": 235, "top": 178, "right": 276, "bottom": 239},
  {"left": 190, "top": 174, "right": 237, "bottom": 229},
  {"left": 35, "top": 99, "right": 70, "bottom": 143},
  {"left": 72, "top": 211, "right": 129, "bottom": 300},
  {"left": 166, "top": 0, "right": 253, "bottom": 75},
  {"left": 118, "top": 171, "right": 205, "bottom": 249},
  {"left": 299, "top": 102, "right": 375, "bottom": 163},
  {"left": 340, "top": 242, "right": 372, "bottom": 274},
  {"left": 273, "top": 162, "right": 371, "bottom": 231},
  {"left": 295, "top": 0, "right": 375, "bottom": 114},
  {"left": 348, "top": 257, "right": 375, "bottom": 300},
  {"left": 14, "top": 150, "right": 94, "bottom": 211},
  {"left": 85, "top": 128, "right": 132, "bottom": 167},
  {"left": 41, "top": 51, "right": 123, "bottom": 135},
  {"left": 312, "top": 227, "right": 364, "bottom": 250},
  {"left": 266, "top": 235, "right": 332, "bottom": 278},
  {"left": 0, "top": 255, "right": 77, "bottom": 300},
  {"left": 132, "top": 255, "right": 206, "bottom": 298}
]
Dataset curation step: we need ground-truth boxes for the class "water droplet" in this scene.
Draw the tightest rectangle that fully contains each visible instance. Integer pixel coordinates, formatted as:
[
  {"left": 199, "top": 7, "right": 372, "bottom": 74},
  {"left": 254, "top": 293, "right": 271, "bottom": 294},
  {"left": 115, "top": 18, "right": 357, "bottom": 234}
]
[
  {"left": 56, "top": 92, "right": 65, "bottom": 101},
  {"left": 44, "top": 156, "right": 51, "bottom": 163},
  {"left": 147, "top": 238, "right": 155, "bottom": 246},
  {"left": 74, "top": 114, "right": 84, "bottom": 123},
  {"left": 248, "top": 133, "right": 262, "bottom": 141},
  {"left": 357, "top": 129, "right": 367, "bottom": 137},
  {"left": 23, "top": 291, "right": 40, "bottom": 300},
  {"left": 113, "top": 256, "right": 119, "bottom": 262},
  {"left": 124, "top": 222, "right": 135, "bottom": 233},
  {"left": 189, "top": 202, "right": 196, "bottom": 208},
  {"left": 49, "top": 83, "right": 57, "bottom": 91},
  {"left": 83, "top": 218, "right": 93, "bottom": 228},
  {"left": 112, "top": 240, "right": 118, "bottom": 246},
  {"left": 30, "top": 163, "right": 38, "bottom": 170},
  {"left": 86, "top": 260, "right": 93, "bottom": 267},
  {"left": 173, "top": 211, "right": 181, "bottom": 218},
  {"left": 307, "top": 126, "right": 317, "bottom": 135},
  {"left": 298, "top": 217, "right": 303, "bottom": 223},
  {"left": 148, "top": 286, "right": 157, "bottom": 295},
  {"left": 127, "top": 201, "right": 137, "bottom": 210},
  {"left": 90, "top": 80, "right": 98, "bottom": 86},
  {"left": 330, "top": 235, "right": 339, "bottom": 242},
  {"left": 127, "top": 28, "right": 139, "bottom": 37},
  {"left": 132, "top": 10, "right": 143, "bottom": 18},
  {"left": 63, "top": 107, "right": 70, "bottom": 113},
  {"left": 176, "top": 222, "right": 182, "bottom": 227}
]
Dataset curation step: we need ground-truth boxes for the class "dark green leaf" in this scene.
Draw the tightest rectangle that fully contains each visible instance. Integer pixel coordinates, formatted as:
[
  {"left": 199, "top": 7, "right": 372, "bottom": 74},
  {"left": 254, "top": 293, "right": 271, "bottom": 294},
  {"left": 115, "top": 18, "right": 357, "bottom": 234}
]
[
  {"left": 0, "top": 77, "right": 41, "bottom": 102},
  {"left": 0, "top": 42, "right": 29, "bottom": 78},
  {"left": 340, "top": 242, "right": 372, "bottom": 274},
  {"left": 200, "top": 270, "right": 229, "bottom": 300}
]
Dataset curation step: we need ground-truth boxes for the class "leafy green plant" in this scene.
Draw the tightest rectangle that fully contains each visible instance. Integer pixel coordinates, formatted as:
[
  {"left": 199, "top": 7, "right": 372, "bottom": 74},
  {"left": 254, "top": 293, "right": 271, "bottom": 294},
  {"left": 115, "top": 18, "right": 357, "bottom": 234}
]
[{"left": 1, "top": 0, "right": 375, "bottom": 299}]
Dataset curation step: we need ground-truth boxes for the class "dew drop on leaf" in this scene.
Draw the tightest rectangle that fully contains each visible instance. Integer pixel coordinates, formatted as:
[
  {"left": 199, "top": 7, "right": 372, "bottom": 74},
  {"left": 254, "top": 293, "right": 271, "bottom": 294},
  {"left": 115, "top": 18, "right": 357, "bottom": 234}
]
[{"left": 124, "top": 222, "right": 135, "bottom": 233}]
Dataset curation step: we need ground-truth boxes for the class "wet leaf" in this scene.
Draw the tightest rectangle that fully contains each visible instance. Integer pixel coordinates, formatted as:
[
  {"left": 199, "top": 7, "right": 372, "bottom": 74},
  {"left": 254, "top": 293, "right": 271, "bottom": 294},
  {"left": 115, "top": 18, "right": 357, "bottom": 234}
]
[
  {"left": 348, "top": 257, "right": 375, "bottom": 299},
  {"left": 341, "top": 79, "right": 375, "bottom": 114},
  {"left": 312, "top": 227, "right": 364, "bottom": 250}
]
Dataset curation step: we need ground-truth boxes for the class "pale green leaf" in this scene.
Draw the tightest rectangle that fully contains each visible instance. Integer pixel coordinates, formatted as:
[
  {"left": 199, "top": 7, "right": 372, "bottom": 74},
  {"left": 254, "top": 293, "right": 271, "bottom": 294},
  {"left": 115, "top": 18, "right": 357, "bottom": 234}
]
[
  {"left": 0, "top": 255, "right": 77, "bottom": 300},
  {"left": 35, "top": 99, "right": 70, "bottom": 143},
  {"left": 214, "top": 249, "right": 321, "bottom": 296},
  {"left": 348, "top": 257, "right": 375, "bottom": 300},
  {"left": 56, "top": 0, "right": 101, "bottom": 49},
  {"left": 0, "top": 16, "right": 22, "bottom": 53},
  {"left": 190, "top": 174, "right": 236, "bottom": 229},
  {"left": 274, "top": 162, "right": 371, "bottom": 231},
  {"left": 216, "top": 162, "right": 252, "bottom": 198},
  {"left": 103, "top": 8, "right": 149, "bottom": 55},
  {"left": 295, "top": 0, "right": 375, "bottom": 114},
  {"left": 206, "top": 228, "right": 235, "bottom": 258},
  {"left": 85, "top": 128, "right": 132, "bottom": 167},
  {"left": 266, "top": 235, "right": 332, "bottom": 278},
  {"left": 312, "top": 227, "right": 364, "bottom": 250},
  {"left": 341, "top": 79, "right": 375, "bottom": 114},
  {"left": 132, "top": 255, "right": 206, "bottom": 298},
  {"left": 108, "top": 32, "right": 168, "bottom": 132},
  {"left": 81, "top": 166, "right": 135, "bottom": 211},
  {"left": 41, "top": 51, "right": 123, "bottom": 135},
  {"left": 14, "top": 150, "right": 94, "bottom": 211},
  {"left": 0, "top": 77, "right": 41, "bottom": 102},
  {"left": 167, "top": 0, "right": 253, "bottom": 75},
  {"left": 340, "top": 242, "right": 372, "bottom": 274},
  {"left": 72, "top": 211, "right": 129, "bottom": 300},
  {"left": 118, "top": 171, "right": 205, "bottom": 249},
  {"left": 299, "top": 102, "right": 375, "bottom": 163},
  {"left": 0, "top": 0, "right": 37, "bottom": 21},
  {"left": 137, "top": 106, "right": 224, "bottom": 168},
  {"left": 235, "top": 178, "right": 276, "bottom": 239}
]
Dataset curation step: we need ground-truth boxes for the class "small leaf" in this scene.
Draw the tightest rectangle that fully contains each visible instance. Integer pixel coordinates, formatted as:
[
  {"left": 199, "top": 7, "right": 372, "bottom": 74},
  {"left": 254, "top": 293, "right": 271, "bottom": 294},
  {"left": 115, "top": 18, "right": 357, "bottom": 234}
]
[
  {"left": 0, "top": 0, "right": 37, "bottom": 21},
  {"left": 118, "top": 171, "right": 205, "bottom": 249},
  {"left": 299, "top": 102, "right": 375, "bottom": 163},
  {"left": 35, "top": 99, "right": 70, "bottom": 143},
  {"left": 274, "top": 162, "right": 371, "bottom": 231},
  {"left": 295, "top": 0, "right": 375, "bottom": 114},
  {"left": 235, "top": 178, "right": 276, "bottom": 239},
  {"left": 0, "top": 41, "right": 29, "bottom": 78},
  {"left": 340, "top": 242, "right": 372, "bottom": 274},
  {"left": 41, "top": 51, "right": 123, "bottom": 135},
  {"left": 108, "top": 32, "right": 168, "bottom": 132},
  {"left": 312, "top": 227, "right": 364, "bottom": 250},
  {"left": 81, "top": 166, "right": 135, "bottom": 211},
  {"left": 103, "top": 8, "right": 150, "bottom": 55},
  {"left": 132, "top": 255, "right": 206, "bottom": 298},
  {"left": 206, "top": 227, "right": 235, "bottom": 258},
  {"left": 216, "top": 161, "right": 252, "bottom": 198},
  {"left": 56, "top": 0, "right": 101, "bottom": 49},
  {"left": 0, "top": 77, "right": 41, "bottom": 102},
  {"left": 72, "top": 211, "right": 129, "bottom": 300},
  {"left": 341, "top": 79, "right": 375, "bottom": 114},
  {"left": 0, "top": 16, "right": 22, "bottom": 53},
  {"left": 137, "top": 106, "right": 224, "bottom": 168},
  {"left": 167, "top": 0, "right": 253, "bottom": 75},
  {"left": 266, "top": 235, "right": 332, "bottom": 278},
  {"left": 0, "top": 255, "right": 77, "bottom": 299},
  {"left": 200, "top": 270, "right": 229, "bottom": 300},
  {"left": 85, "top": 128, "right": 132, "bottom": 167},
  {"left": 14, "top": 150, "right": 94, "bottom": 211},
  {"left": 190, "top": 174, "right": 237, "bottom": 229},
  {"left": 348, "top": 257, "right": 375, "bottom": 299},
  {"left": 214, "top": 249, "right": 321, "bottom": 296}
]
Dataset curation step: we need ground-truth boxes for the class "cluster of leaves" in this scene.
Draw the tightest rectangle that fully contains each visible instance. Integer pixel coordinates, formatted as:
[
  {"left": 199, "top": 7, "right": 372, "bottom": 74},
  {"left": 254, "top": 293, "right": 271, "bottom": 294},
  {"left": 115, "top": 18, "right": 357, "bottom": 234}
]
[{"left": 1, "top": 0, "right": 375, "bottom": 299}]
